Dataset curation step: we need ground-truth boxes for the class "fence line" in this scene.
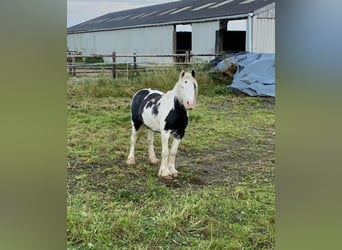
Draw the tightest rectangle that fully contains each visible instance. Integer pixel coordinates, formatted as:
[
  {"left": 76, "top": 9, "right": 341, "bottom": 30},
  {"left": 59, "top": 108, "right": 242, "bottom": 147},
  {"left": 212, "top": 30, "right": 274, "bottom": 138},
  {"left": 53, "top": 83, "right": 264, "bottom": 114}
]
[{"left": 67, "top": 51, "right": 218, "bottom": 78}]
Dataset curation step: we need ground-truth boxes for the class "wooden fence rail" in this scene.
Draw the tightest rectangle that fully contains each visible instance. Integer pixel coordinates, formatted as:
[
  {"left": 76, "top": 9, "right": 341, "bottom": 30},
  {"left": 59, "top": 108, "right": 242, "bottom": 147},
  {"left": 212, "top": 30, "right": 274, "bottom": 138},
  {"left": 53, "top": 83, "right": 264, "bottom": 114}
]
[{"left": 67, "top": 51, "right": 218, "bottom": 78}]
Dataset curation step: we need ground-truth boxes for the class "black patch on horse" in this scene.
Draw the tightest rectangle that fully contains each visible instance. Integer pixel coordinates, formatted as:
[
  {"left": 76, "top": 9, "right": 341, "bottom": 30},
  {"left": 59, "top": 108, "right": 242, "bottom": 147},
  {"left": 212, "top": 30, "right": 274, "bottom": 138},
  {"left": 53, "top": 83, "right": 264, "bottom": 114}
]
[
  {"left": 144, "top": 93, "right": 162, "bottom": 109},
  {"left": 131, "top": 89, "right": 149, "bottom": 131},
  {"left": 152, "top": 103, "right": 160, "bottom": 116},
  {"left": 143, "top": 93, "right": 162, "bottom": 117},
  {"left": 164, "top": 97, "right": 188, "bottom": 139},
  {"left": 131, "top": 90, "right": 162, "bottom": 131}
]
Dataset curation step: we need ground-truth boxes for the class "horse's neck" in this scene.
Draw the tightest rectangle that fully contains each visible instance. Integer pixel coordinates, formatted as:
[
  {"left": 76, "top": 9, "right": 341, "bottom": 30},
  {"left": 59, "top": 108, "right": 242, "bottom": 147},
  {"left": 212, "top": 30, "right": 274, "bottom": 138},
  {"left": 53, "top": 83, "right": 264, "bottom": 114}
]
[
  {"left": 162, "top": 89, "right": 176, "bottom": 102},
  {"left": 171, "top": 82, "right": 182, "bottom": 99},
  {"left": 160, "top": 88, "right": 182, "bottom": 108}
]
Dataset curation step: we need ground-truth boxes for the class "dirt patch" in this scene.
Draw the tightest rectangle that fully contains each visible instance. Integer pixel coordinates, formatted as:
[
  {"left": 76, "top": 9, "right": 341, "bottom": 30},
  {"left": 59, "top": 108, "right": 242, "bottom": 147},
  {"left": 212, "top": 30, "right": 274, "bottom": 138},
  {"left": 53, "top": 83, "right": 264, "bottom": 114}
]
[
  {"left": 159, "top": 145, "right": 274, "bottom": 190},
  {"left": 68, "top": 134, "right": 274, "bottom": 194}
]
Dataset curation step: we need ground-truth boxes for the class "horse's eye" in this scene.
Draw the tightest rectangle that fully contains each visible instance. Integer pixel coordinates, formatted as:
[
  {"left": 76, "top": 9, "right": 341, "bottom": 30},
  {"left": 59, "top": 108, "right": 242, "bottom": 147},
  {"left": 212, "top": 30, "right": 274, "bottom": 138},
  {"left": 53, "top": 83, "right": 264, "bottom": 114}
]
[{"left": 193, "top": 83, "right": 196, "bottom": 89}]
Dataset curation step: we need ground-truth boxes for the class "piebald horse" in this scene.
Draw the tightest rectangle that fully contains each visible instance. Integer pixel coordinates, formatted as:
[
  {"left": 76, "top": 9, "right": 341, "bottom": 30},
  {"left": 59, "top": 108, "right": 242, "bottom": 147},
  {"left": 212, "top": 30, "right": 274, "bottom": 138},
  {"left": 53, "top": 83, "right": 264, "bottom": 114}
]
[{"left": 127, "top": 70, "right": 198, "bottom": 179}]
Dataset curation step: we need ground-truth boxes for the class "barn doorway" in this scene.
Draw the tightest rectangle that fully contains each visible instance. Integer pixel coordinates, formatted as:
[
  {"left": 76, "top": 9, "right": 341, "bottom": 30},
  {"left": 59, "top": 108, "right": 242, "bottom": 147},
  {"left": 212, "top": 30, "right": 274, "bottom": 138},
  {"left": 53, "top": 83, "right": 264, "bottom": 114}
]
[
  {"left": 216, "top": 19, "right": 246, "bottom": 53},
  {"left": 174, "top": 24, "right": 192, "bottom": 62}
]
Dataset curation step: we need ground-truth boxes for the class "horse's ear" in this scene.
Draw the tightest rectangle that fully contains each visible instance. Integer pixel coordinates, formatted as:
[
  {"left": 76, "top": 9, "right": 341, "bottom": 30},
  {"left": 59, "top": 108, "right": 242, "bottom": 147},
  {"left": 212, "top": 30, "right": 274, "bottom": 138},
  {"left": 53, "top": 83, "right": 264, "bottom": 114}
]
[
  {"left": 191, "top": 70, "right": 195, "bottom": 78},
  {"left": 179, "top": 70, "right": 185, "bottom": 79}
]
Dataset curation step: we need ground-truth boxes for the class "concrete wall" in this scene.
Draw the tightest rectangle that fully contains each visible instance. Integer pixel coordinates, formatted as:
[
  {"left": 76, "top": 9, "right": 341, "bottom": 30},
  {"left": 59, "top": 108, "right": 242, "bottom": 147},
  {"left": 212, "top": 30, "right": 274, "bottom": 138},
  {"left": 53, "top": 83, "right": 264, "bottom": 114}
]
[
  {"left": 252, "top": 4, "right": 275, "bottom": 53},
  {"left": 67, "top": 32, "right": 97, "bottom": 54},
  {"left": 67, "top": 25, "right": 174, "bottom": 63},
  {"left": 252, "top": 18, "right": 275, "bottom": 53},
  {"left": 191, "top": 21, "right": 219, "bottom": 62}
]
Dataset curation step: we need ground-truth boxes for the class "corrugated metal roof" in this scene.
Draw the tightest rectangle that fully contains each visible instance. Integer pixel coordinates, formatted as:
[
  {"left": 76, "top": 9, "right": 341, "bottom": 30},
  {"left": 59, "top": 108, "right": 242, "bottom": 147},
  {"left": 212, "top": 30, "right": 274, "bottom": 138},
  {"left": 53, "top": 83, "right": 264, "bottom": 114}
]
[{"left": 68, "top": 0, "right": 275, "bottom": 34}]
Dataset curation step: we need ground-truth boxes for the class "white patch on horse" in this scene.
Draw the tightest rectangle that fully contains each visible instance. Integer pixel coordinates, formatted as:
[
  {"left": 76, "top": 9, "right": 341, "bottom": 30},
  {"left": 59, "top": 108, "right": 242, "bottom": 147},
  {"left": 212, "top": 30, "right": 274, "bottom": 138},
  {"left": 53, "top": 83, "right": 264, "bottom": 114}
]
[
  {"left": 126, "top": 70, "right": 198, "bottom": 179},
  {"left": 142, "top": 89, "right": 164, "bottom": 132}
]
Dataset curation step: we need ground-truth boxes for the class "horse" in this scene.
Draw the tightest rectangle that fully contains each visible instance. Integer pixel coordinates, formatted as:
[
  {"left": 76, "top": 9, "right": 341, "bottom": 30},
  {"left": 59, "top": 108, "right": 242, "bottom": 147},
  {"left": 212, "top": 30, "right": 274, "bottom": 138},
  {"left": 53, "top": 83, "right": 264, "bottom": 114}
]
[{"left": 126, "top": 70, "right": 198, "bottom": 179}]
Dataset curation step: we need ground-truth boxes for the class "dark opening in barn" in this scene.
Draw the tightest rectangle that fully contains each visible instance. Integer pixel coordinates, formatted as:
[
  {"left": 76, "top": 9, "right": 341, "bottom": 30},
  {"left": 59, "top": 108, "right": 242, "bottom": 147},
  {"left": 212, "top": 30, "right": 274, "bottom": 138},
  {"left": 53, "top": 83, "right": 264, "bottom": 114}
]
[
  {"left": 216, "top": 19, "right": 246, "bottom": 53},
  {"left": 174, "top": 24, "right": 192, "bottom": 62}
]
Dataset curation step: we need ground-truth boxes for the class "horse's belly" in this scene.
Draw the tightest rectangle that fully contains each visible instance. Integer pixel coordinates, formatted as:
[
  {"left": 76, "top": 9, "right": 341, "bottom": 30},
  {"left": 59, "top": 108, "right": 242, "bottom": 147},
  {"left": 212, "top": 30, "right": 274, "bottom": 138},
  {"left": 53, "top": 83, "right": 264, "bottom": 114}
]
[{"left": 142, "top": 111, "right": 161, "bottom": 132}]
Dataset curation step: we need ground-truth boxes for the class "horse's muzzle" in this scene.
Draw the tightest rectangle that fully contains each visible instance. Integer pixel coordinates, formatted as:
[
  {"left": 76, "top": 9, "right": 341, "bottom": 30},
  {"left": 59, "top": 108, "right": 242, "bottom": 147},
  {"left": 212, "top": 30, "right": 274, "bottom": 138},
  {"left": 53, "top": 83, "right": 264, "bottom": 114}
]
[{"left": 186, "top": 101, "right": 194, "bottom": 110}]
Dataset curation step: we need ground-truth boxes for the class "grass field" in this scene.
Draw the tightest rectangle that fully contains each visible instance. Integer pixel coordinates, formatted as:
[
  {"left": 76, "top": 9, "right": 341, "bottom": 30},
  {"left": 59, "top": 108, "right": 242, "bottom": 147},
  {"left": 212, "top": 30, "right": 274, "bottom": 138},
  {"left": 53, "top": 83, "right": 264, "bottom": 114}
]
[{"left": 67, "top": 67, "right": 275, "bottom": 249}]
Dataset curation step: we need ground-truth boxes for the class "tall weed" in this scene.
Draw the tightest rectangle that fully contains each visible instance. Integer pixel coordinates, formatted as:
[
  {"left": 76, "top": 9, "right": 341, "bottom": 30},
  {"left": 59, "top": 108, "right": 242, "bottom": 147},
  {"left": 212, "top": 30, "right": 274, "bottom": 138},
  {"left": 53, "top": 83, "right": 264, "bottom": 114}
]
[{"left": 67, "top": 65, "right": 231, "bottom": 98}]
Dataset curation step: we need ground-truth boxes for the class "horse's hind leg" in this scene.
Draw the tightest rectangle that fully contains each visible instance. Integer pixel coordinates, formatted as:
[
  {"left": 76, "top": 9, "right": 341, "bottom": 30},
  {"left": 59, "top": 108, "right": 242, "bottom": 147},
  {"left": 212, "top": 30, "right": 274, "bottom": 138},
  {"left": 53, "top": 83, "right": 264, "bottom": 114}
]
[
  {"left": 147, "top": 130, "right": 160, "bottom": 164},
  {"left": 127, "top": 121, "right": 139, "bottom": 165}
]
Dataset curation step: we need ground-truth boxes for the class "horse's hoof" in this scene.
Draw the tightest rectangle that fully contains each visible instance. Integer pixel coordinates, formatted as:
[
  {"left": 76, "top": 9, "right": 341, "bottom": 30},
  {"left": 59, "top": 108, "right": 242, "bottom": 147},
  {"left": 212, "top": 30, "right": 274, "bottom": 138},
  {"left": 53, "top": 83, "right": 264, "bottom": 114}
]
[
  {"left": 158, "top": 170, "right": 173, "bottom": 179},
  {"left": 169, "top": 169, "right": 178, "bottom": 177},
  {"left": 126, "top": 157, "right": 136, "bottom": 165},
  {"left": 148, "top": 157, "right": 160, "bottom": 165},
  {"left": 160, "top": 175, "right": 173, "bottom": 180}
]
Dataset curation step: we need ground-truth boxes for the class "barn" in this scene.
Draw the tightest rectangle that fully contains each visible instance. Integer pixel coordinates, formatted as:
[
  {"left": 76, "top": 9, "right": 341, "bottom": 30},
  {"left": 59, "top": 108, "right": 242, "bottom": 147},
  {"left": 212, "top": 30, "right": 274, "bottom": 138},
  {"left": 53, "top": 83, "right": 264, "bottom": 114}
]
[{"left": 67, "top": 0, "right": 275, "bottom": 63}]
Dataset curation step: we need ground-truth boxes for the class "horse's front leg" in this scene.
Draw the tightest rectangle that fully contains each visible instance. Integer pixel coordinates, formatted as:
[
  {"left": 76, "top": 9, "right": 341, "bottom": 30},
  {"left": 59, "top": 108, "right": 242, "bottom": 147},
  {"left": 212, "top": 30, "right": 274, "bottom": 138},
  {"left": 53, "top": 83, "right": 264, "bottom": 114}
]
[
  {"left": 158, "top": 131, "right": 172, "bottom": 179},
  {"left": 168, "top": 138, "right": 180, "bottom": 177}
]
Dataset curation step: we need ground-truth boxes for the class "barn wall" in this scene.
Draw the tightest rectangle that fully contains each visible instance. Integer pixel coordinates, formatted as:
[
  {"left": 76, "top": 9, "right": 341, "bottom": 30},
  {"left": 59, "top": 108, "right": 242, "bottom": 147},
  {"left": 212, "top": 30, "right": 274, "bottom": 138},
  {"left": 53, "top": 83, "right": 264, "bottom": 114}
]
[
  {"left": 252, "top": 4, "right": 275, "bottom": 53},
  {"left": 67, "top": 33, "right": 97, "bottom": 54},
  {"left": 191, "top": 21, "right": 219, "bottom": 62},
  {"left": 67, "top": 25, "right": 174, "bottom": 63}
]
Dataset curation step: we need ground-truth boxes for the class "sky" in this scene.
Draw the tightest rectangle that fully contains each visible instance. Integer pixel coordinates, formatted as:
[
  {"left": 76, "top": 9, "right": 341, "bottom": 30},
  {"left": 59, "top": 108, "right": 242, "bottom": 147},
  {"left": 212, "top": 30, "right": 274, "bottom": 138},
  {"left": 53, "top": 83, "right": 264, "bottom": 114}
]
[{"left": 67, "top": 0, "right": 180, "bottom": 27}]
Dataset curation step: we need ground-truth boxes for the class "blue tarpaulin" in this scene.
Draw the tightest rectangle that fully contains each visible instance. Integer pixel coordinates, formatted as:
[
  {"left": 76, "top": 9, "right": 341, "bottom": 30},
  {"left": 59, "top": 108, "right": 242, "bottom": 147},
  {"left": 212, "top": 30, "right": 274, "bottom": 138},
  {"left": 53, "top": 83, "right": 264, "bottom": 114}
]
[{"left": 214, "top": 52, "right": 275, "bottom": 97}]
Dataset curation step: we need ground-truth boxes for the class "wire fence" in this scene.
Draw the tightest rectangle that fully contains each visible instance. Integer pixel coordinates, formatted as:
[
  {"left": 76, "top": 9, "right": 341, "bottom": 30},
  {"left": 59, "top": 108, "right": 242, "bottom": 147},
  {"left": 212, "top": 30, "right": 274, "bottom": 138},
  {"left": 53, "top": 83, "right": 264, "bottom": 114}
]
[{"left": 67, "top": 51, "right": 218, "bottom": 79}]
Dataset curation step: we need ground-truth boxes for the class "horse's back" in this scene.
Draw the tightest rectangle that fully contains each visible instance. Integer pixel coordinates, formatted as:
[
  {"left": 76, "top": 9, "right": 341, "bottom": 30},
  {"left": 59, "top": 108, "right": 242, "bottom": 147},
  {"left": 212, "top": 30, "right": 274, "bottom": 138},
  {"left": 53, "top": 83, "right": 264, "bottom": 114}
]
[
  {"left": 130, "top": 89, "right": 164, "bottom": 131},
  {"left": 131, "top": 89, "right": 163, "bottom": 112}
]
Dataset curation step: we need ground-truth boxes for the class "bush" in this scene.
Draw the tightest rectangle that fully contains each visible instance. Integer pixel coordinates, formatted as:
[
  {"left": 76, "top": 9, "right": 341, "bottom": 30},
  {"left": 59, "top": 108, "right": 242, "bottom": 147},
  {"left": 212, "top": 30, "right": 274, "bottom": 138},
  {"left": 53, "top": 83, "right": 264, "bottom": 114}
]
[{"left": 83, "top": 56, "right": 104, "bottom": 63}]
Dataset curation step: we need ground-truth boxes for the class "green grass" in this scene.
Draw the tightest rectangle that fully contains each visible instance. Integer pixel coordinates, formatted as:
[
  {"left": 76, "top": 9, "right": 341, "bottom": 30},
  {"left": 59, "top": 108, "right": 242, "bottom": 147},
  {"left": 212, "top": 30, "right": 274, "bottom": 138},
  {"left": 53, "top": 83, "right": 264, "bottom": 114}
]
[{"left": 67, "top": 67, "right": 275, "bottom": 249}]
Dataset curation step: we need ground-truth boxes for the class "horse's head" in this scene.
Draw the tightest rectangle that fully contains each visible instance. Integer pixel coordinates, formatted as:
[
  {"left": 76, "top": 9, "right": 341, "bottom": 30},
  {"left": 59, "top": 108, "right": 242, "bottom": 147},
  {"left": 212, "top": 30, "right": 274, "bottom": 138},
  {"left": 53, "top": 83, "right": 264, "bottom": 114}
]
[{"left": 176, "top": 70, "right": 198, "bottom": 110}]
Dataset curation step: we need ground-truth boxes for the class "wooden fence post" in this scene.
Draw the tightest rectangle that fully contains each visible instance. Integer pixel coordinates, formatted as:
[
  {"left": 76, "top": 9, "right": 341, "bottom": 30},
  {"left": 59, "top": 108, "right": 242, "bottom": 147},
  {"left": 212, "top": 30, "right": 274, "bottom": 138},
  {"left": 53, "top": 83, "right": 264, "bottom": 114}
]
[
  {"left": 68, "top": 52, "right": 72, "bottom": 75},
  {"left": 185, "top": 51, "right": 190, "bottom": 64},
  {"left": 112, "top": 52, "right": 116, "bottom": 79},
  {"left": 71, "top": 56, "right": 76, "bottom": 76},
  {"left": 67, "top": 52, "right": 76, "bottom": 76},
  {"left": 133, "top": 53, "right": 137, "bottom": 70}
]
